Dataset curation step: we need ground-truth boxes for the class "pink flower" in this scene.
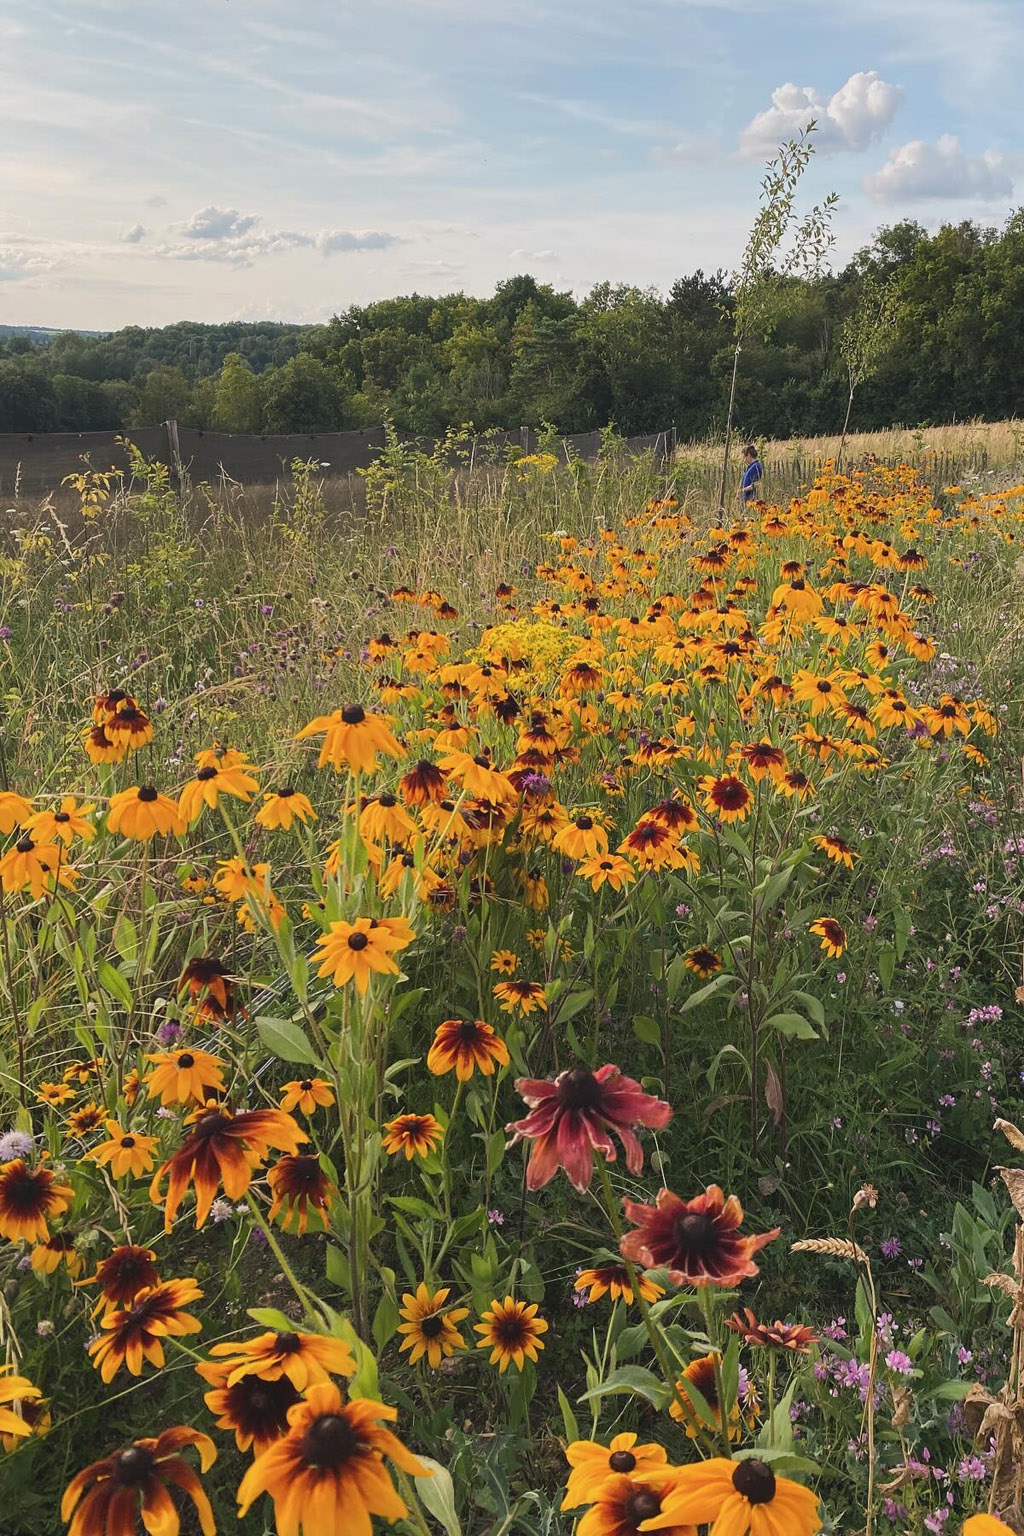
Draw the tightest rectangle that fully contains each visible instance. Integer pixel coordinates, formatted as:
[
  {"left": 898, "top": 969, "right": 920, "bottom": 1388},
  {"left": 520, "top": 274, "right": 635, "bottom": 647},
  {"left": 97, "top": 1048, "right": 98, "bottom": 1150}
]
[{"left": 506, "top": 1063, "right": 672, "bottom": 1192}]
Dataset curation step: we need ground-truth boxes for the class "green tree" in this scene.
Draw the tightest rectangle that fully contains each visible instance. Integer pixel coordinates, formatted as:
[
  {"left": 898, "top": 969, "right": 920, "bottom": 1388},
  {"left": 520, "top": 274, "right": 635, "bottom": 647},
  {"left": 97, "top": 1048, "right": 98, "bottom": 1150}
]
[
  {"left": 211, "top": 353, "right": 265, "bottom": 433},
  {"left": 262, "top": 355, "right": 345, "bottom": 433},
  {"left": 128, "top": 365, "right": 191, "bottom": 427}
]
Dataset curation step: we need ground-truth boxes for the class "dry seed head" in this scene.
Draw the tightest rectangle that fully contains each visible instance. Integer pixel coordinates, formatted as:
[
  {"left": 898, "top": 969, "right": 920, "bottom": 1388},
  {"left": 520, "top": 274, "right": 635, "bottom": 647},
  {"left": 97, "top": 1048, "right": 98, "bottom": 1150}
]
[
  {"left": 851, "top": 1183, "right": 878, "bottom": 1212},
  {"left": 791, "top": 1237, "right": 869, "bottom": 1264}
]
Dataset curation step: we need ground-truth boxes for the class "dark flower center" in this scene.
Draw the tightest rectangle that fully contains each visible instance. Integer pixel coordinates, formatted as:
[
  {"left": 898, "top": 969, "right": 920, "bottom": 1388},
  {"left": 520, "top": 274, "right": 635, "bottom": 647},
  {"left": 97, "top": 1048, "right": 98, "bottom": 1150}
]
[
  {"left": 419, "top": 1314, "right": 445, "bottom": 1339},
  {"left": 557, "top": 1065, "right": 603, "bottom": 1111},
  {"left": 196, "top": 766, "right": 218, "bottom": 781},
  {"left": 675, "top": 1211, "right": 715, "bottom": 1253},
  {"left": 274, "top": 1332, "right": 302, "bottom": 1354},
  {"left": 278, "top": 786, "right": 295, "bottom": 798},
  {"left": 114, "top": 1446, "right": 156, "bottom": 1486},
  {"left": 732, "top": 1459, "right": 777, "bottom": 1504},
  {"left": 300, "top": 1080, "right": 313, "bottom": 1092},
  {"left": 473, "top": 755, "right": 491, "bottom": 768},
  {"left": 120, "top": 1135, "right": 136, "bottom": 1148},
  {"left": 347, "top": 933, "right": 369, "bottom": 950},
  {"left": 138, "top": 786, "right": 158, "bottom": 802},
  {"left": 341, "top": 704, "right": 366, "bottom": 725},
  {"left": 575, "top": 815, "right": 593, "bottom": 830},
  {"left": 54, "top": 811, "right": 70, "bottom": 823},
  {"left": 15, "top": 838, "right": 34, "bottom": 853},
  {"left": 609, "top": 1450, "right": 637, "bottom": 1473},
  {"left": 625, "top": 1490, "right": 662, "bottom": 1524},
  {"left": 379, "top": 793, "right": 397, "bottom": 807},
  {"left": 457, "top": 1021, "right": 481, "bottom": 1042},
  {"left": 495, "top": 1315, "right": 528, "bottom": 1347},
  {"left": 302, "top": 1412, "right": 360, "bottom": 1470},
  {"left": 177, "top": 1053, "right": 195, "bottom": 1068}
]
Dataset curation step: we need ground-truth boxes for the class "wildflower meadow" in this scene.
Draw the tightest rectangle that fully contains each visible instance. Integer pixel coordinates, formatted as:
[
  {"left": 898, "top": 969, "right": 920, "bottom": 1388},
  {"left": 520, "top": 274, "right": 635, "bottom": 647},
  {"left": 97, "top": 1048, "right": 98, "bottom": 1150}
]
[{"left": 0, "top": 442, "right": 1023, "bottom": 1536}]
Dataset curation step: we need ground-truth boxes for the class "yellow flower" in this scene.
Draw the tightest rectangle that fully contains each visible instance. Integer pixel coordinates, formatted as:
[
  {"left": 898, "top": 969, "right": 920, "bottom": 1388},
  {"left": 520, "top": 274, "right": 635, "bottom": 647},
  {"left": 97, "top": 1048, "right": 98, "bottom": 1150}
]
[
  {"left": 86, "top": 1121, "right": 159, "bottom": 1179},
  {"left": 312, "top": 917, "right": 415, "bottom": 994},
  {"left": 397, "top": 1284, "right": 469, "bottom": 1368},
  {"left": 107, "top": 786, "right": 185, "bottom": 841}
]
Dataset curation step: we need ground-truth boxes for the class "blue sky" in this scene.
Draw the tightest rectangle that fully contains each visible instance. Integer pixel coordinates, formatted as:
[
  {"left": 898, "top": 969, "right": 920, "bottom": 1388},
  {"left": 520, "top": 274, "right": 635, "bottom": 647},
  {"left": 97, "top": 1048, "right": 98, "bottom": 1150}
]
[{"left": 1, "top": 0, "right": 1021, "bottom": 328}]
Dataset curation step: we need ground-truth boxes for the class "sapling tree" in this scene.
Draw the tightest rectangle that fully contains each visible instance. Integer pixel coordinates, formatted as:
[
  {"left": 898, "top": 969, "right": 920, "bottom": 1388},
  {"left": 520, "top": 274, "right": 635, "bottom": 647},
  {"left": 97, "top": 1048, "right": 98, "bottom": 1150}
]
[
  {"left": 835, "top": 275, "right": 903, "bottom": 470},
  {"left": 717, "top": 121, "right": 838, "bottom": 511}
]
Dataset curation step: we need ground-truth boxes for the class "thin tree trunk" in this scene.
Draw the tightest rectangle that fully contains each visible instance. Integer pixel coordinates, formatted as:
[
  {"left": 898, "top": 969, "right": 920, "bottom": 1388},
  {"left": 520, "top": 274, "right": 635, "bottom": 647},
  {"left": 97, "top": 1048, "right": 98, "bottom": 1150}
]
[
  {"left": 836, "top": 383, "right": 855, "bottom": 472},
  {"left": 717, "top": 338, "right": 742, "bottom": 513}
]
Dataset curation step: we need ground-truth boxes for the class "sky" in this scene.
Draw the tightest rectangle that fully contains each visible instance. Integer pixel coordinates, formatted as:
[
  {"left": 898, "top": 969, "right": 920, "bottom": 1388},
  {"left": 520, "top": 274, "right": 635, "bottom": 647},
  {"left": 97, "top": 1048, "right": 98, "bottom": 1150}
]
[{"left": 0, "top": 0, "right": 1021, "bottom": 329}]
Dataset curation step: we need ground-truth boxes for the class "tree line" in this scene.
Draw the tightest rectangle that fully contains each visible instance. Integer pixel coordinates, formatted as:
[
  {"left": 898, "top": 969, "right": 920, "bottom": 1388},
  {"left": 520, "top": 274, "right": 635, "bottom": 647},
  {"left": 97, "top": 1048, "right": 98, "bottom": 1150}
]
[{"left": 1, "top": 213, "right": 1023, "bottom": 442}]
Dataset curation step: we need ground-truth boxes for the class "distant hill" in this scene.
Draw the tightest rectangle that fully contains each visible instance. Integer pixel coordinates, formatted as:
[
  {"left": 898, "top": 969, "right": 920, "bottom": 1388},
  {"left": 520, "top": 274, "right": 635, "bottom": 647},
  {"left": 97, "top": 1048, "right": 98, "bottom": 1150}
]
[{"left": 0, "top": 324, "right": 110, "bottom": 345}]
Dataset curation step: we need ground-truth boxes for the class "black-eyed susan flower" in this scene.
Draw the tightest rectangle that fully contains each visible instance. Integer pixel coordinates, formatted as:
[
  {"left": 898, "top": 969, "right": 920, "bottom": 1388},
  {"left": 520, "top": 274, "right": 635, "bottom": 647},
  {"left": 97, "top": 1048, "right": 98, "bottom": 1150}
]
[
  {"left": 397, "top": 1283, "right": 469, "bottom": 1368},
  {"left": 0, "top": 1368, "right": 47, "bottom": 1453},
  {"left": 143, "top": 1047, "right": 226, "bottom": 1107},
  {"left": 178, "top": 955, "right": 238, "bottom": 1021},
  {"left": 279, "top": 1077, "right": 335, "bottom": 1116},
  {"left": 518, "top": 866, "right": 549, "bottom": 910},
  {"left": 725, "top": 1308, "right": 818, "bottom": 1353},
  {"left": 178, "top": 753, "right": 259, "bottom": 825},
  {"left": 508, "top": 1063, "right": 671, "bottom": 1192},
  {"left": 296, "top": 704, "right": 404, "bottom": 774},
  {"left": 30, "top": 1229, "right": 85, "bottom": 1277},
  {"left": 201, "top": 1329, "right": 355, "bottom": 1392},
  {"left": 474, "top": 1296, "right": 548, "bottom": 1372},
  {"left": 0, "top": 1364, "right": 42, "bottom": 1446},
  {"left": 684, "top": 946, "right": 722, "bottom": 979},
  {"left": 107, "top": 785, "right": 184, "bottom": 841},
  {"left": 61, "top": 1426, "right": 216, "bottom": 1536},
  {"left": 382, "top": 1113, "right": 444, "bottom": 1160},
  {"left": 357, "top": 792, "right": 417, "bottom": 845},
  {"left": 490, "top": 948, "right": 519, "bottom": 974},
  {"left": 436, "top": 748, "right": 517, "bottom": 804},
  {"left": 0, "top": 1158, "right": 74, "bottom": 1243},
  {"left": 657, "top": 1455, "right": 820, "bottom": 1536},
  {"left": 398, "top": 758, "right": 447, "bottom": 806},
  {"left": 620, "top": 1184, "right": 779, "bottom": 1288},
  {"left": 562, "top": 1432, "right": 668, "bottom": 1511},
  {"left": 809, "top": 916, "right": 846, "bottom": 957},
  {"left": 811, "top": 834, "right": 859, "bottom": 869},
  {"left": 267, "top": 1154, "right": 337, "bottom": 1235},
  {"left": 776, "top": 769, "right": 814, "bottom": 801},
  {"left": 255, "top": 786, "right": 317, "bottom": 831},
  {"left": 572, "top": 1470, "right": 690, "bottom": 1535},
  {"left": 82, "top": 724, "right": 124, "bottom": 765},
  {"left": 105, "top": 704, "right": 154, "bottom": 753},
  {"left": 578, "top": 854, "right": 636, "bottom": 892},
  {"left": 236, "top": 1383, "right": 429, "bottom": 1536},
  {"left": 0, "top": 834, "right": 66, "bottom": 899},
  {"left": 312, "top": 916, "right": 415, "bottom": 994},
  {"left": 200, "top": 1363, "right": 301, "bottom": 1454},
  {"left": 492, "top": 979, "right": 548, "bottom": 1015},
  {"left": 554, "top": 813, "right": 609, "bottom": 861},
  {"left": 0, "top": 791, "right": 32, "bottom": 834},
  {"left": 25, "top": 796, "right": 96, "bottom": 845},
  {"left": 574, "top": 1264, "right": 665, "bottom": 1307},
  {"left": 86, "top": 1122, "right": 158, "bottom": 1179},
  {"left": 37, "top": 1081, "right": 76, "bottom": 1107},
  {"left": 427, "top": 1018, "right": 510, "bottom": 1081},
  {"left": 150, "top": 1104, "right": 307, "bottom": 1231},
  {"left": 78, "top": 1245, "right": 160, "bottom": 1312},
  {"left": 618, "top": 821, "right": 690, "bottom": 871},
  {"left": 700, "top": 775, "right": 752, "bottom": 824},
  {"left": 65, "top": 1102, "right": 106, "bottom": 1138},
  {"left": 669, "top": 1352, "right": 741, "bottom": 1439},
  {"left": 88, "top": 1277, "right": 203, "bottom": 1382}
]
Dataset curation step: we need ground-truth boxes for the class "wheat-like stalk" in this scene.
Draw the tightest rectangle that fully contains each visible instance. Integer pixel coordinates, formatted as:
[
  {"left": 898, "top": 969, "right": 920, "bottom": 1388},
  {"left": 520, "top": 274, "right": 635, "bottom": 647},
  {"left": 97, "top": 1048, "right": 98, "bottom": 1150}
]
[{"left": 792, "top": 1237, "right": 869, "bottom": 1263}]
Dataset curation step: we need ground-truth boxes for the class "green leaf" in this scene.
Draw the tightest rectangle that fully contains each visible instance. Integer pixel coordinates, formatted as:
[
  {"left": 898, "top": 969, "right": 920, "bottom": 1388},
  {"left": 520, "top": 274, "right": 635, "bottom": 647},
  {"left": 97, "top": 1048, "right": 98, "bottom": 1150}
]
[
  {"left": 879, "top": 941, "right": 896, "bottom": 990},
  {"left": 390, "top": 1195, "right": 442, "bottom": 1221},
  {"left": 557, "top": 1384, "right": 580, "bottom": 1444},
  {"left": 633, "top": 1015, "right": 661, "bottom": 1047},
  {"left": 414, "top": 1458, "right": 462, "bottom": 1536},
  {"left": 578, "top": 1365, "right": 670, "bottom": 1408},
  {"left": 256, "top": 1014, "right": 321, "bottom": 1066},
  {"left": 97, "top": 960, "right": 133, "bottom": 1010},
  {"left": 556, "top": 988, "right": 594, "bottom": 1023},
  {"left": 372, "top": 1291, "right": 399, "bottom": 1351},
  {"left": 766, "top": 1011, "right": 818, "bottom": 1040},
  {"left": 893, "top": 907, "right": 912, "bottom": 960},
  {"left": 791, "top": 990, "right": 825, "bottom": 1028},
  {"left": 111, "top": 915, "right": 138, "bottom": 966},
  {"left": 707, "top": 1043, "right": 749, "bottom": 1092},
  {"left": 680, "top": 973, "right": 735, "bottom": 1012},
  {"left": 247, "top": 1306, "right": 294, "bottom": 1331}
]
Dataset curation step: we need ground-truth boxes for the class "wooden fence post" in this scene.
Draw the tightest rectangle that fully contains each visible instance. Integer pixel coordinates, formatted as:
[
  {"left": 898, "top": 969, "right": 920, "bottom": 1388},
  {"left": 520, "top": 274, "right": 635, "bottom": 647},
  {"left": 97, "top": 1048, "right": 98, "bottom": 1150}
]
[{"left": 163, "top": 419, "right": 183, "bottom": 484}]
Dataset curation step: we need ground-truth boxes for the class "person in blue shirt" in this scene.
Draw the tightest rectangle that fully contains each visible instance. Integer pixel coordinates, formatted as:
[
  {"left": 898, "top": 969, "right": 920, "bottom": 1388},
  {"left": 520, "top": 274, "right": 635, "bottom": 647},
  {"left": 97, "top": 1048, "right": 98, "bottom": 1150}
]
[{"left": 741, "top": 444, "right": 764, "bottom": 505}]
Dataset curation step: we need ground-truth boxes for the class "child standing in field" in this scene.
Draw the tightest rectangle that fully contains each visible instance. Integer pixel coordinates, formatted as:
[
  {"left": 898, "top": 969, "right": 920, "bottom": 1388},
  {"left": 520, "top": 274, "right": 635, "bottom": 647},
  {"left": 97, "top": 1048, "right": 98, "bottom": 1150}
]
[{"left": 741, "top": 443, "right": 764, "bottom": 506}]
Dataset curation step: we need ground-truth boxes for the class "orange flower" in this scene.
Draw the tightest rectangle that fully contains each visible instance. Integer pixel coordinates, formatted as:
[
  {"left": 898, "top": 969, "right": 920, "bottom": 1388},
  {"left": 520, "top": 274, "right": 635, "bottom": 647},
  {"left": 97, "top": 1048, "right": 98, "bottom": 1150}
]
[
  {"left": 88, "top": 1278, "right": 203, "bottom": 1382},
  {"left": 143, "top": 1047, "right": 227, "bottom": 1107},
  {"left": 427, "top": 1018, "right": 510, "bottom": 1081},
  {"left": 0, "top": 1158, "right": 74, "bottom": 1243},
  {"left": 61, "top": 1426, "right": 216, "bottom": 1536},
  {"left": 150, "top": 1105, "right": 307, "bottom": 1230}
]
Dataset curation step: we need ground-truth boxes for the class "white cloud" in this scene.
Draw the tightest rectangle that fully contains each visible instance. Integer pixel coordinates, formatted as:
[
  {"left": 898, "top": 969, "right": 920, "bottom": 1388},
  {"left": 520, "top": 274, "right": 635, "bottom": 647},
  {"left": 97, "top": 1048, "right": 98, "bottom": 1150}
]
[
  {"left": 0, "top": 245, "right": 53, "bottom": 282},
  {"left": 121, "top": 223, "right": 146, "bottom": 243},
  {"left": 314, "top": 230, "right": 400, "bottom": 254},
  {"left": 865, "top": 135, "right": 1013, "bottom": 202},
  {"left": 509, "top": 247, "right": 560, "bottom": 262},
  {"left": 740, "top": 70, "right": 901, "bottom": 158},
  {"left": 179, "top": 205, "right": 259, "bottom": 240},
  {"left": 148, "top": 216, "right": 402, "bottom": 266}
]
